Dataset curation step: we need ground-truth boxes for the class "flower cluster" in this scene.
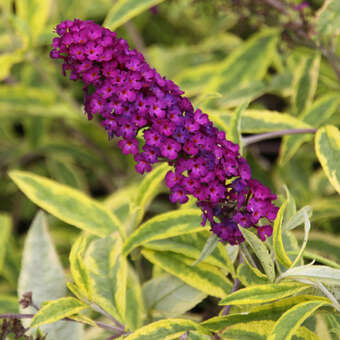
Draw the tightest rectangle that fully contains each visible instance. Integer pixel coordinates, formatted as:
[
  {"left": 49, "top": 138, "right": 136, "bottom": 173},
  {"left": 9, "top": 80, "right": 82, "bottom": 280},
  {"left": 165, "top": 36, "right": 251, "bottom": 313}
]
[{"left": 50, "top": 19, "right": 278, "bottom": 244}]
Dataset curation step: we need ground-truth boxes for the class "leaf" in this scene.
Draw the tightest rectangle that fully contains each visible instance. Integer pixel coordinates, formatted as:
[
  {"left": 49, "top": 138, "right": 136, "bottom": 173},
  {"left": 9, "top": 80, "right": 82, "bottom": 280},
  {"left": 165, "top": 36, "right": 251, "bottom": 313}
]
[
  {"left": 0, "top": 51, "right": 23, "bottom": 81},
  {"left": 85, "top": 233, "right": 128, "bottom": 323},
  {"left": 240, "top": 228, "right": 275, "bottom": 282},
  {"left": 268, "top": 300, "right": 330, "bottom": 340},
  {"left": 292, "top": 54, "right": 320, "bottom": 115},
  {"left": 204, "top": 29, "right": 279, "bottom": 95},
  {"left": 315, "top": 0, "right": 340, "bottom": 38},
  {"left": 0, "top": 295, "right": 19, "bottom": 313},
  {"left": 30, "top": 297, "right": 88, "bottom": 329},
  {"left": 18, "top": 211, "right": 83, "bottom": 339},
  {"left": 144, "top": 230, "right": 234, "bottom": 273},
  {"left": 290, "top": 209, "right": 310, "bottom": 268},
  {"left": 280, "top": 264, "right": 340, "bottom": 286},
  {"left": 142, "top": 249, "right": 231, "bottom": 298},
  {"left": 192, "top": 234, "right": 219, "bottom": 267},
  {"left": 143, "top": 274, "right": 206, "bottom": 316},
  {"left": 210, "top": 109, "right": 313, "bottom": 134},
  {"left": 227, "top": 101, "right": 248, "bottom": 152},
  {"left": 9, "top": 170, "right": 124, "bottom": 237},
  {"left": 236, "top": 262, "right": 269, "bottom": 287},
  {"left": 282, "top": 185, "right": 296, "bottom": 224},
  {"left": 285, "top": 206, "right": 313, "bottom": 231},
  {"left": 280, "top": 95, "right": 340, "bottom": 165},
  {"left": 273, "top": 202, "right": 292, "bottom": 268},
  {"left": 219, "top": 282, "right": 309, "bottom": 306},
  {"left": 315, "top": 125, "right": 340, "bottom": 195},
  {"left": 132, "top": 163, "right": 170, "bottom": 227},
  {"left": 104, "top": 0, "right": 167, "bottom": 31},
  {"left": 122, "top": 209, "right": 204, "bottom": 256},
  {"left": 124, "top": 319, "right": 210, "bottom": 340},
  {"left": 0, "top": 213, "right": 11, "bottom": 273},
  {"left": 125, "top": 265, "right": 145, "bottom": 330}
]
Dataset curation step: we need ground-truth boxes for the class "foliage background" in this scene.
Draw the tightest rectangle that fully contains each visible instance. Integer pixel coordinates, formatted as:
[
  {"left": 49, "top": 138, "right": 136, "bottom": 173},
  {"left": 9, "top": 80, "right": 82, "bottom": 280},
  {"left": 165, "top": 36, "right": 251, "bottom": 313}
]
[{"left": 1, "top": 0, "right": 340, "bottom": 339}]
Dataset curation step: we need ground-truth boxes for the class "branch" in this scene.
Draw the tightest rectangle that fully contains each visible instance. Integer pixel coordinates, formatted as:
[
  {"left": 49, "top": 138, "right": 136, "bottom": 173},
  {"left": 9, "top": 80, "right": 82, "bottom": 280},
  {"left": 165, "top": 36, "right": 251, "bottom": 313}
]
[
  {"left": 221, "top": 279, "right": 241, "bottom": 316},
  {"left": 242, "top": 128, "right": 317, "bottom": 146}
]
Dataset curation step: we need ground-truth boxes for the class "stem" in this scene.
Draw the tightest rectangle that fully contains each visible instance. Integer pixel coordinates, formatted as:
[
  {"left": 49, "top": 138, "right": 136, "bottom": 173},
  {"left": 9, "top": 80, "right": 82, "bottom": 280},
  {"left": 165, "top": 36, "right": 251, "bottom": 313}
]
[
  {"left": 242, "top": 128, "right": 317, "bottom": 146},
  {"left": 222, "top": 279, "right": 241, "bottom": 316},
  {"left": 124, "top": 22, "right": 146, "bottom": 53}
]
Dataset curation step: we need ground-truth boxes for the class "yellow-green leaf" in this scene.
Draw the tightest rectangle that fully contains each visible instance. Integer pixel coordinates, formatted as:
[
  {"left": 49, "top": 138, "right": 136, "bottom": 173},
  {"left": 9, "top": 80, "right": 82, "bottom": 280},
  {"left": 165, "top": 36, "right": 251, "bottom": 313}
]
[
  {"left": 268, "top": 300, "right": 330, "bottom": 340},
  {"left": 219, "top": 282, "right": 309, "bottom": 306},
  {"left": 30, "top": 297, "right": 87, "bottom": 329},
  {"left": 123, "top": 209, "right": 203, "bottom": 256},
  {"left": 240, "top": 228, "right": 275, "bottom": 282},
  {"left": 85, "top": 233, "right": 128, "bottom": 323},
  {"left": 315, "top": 125, "right": 340, "bottom": 195},
  {"left": 9, "top": 170, "right": 124, "bottom": 237},
  {"left": 227, "top": 101, "right": 248, "bottom": 150},
  {"left": 0, "top": 214, "right": 11, "bottom": 273},
  {"left": 132, "top": 163, "right": 170, "bottom": 227},
  {"left": 236, "top": 262, "right": 269, "bottom": 287},
  {"left": 0, "top": 295, "right": 18, "bottom": 313},
  {"left": 315, "top": 0, "right": 340, "bottom": 38},
  {"left": 124, "top": 318, "right": 210, "bottom": 340},
  {"left": 104, "top": 0, "right": 167, "bottom": 31},
  {"left": 292, "top": 54, "right": 320, "bottom": 115},
  {"left": 280, "top": 95, "right": 340, "bottom": 165},
  {"left": 0, "top": 51, "right": 23, "bottom": 81},
  {"left": 273, "top": 202, "right": 292, "bottom": 268},
  {"left": 142, "top": 249, "right": 231, "bottom": 298},
  {"left": 144, "top": 230, "right": 234, "bottom": 274}
]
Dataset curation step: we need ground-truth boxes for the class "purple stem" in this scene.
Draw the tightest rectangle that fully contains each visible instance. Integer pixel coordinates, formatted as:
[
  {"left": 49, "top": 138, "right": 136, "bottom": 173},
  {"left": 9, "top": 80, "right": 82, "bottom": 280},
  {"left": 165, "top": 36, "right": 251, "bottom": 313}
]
[{"left": 222, "top": 279, "right": 241, "bottom": 316}]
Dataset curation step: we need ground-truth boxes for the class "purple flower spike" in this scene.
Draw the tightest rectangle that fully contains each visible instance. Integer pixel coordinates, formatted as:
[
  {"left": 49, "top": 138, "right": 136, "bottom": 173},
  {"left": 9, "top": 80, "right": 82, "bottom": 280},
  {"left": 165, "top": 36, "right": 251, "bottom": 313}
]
[{"left": 51, "top": 19, "right": 278, "bottom": 244}]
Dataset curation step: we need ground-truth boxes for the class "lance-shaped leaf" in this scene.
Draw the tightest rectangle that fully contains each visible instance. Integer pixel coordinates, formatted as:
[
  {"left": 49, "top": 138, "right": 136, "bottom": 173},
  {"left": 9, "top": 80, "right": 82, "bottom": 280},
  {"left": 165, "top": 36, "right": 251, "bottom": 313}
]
[
  {"left": 122, "top": 209, "right": 204, "bottom": 256},
  {"left": 0, "top": 295, "right": 18, "bottom": 313},
  {"left": 85, "top": 233, "right": 128, "bottom": 323},
  {"left": 280, "top": 95, "right": 340, "bottom": 165},
  {"left": 142, "top": 249, "right": 231, "bottom": 298},
  {"left": 0, "top": 214, "right": 11, "bottom": 273},
  {"left": 273, "top": 202, "right": 292, "bottom": 268},
  {"left": 145, "top": 230, "right": 234, "bottom": 273},
  {"left": 227, "top": 101, "right": 248, "bottom": 149},
  {"left": 219, "top": 282, "right": 310, "bottom": 306},
  {"left": 315, "top": 0, "right": 340, "bottom": 38},
  {"left": 315, "top": 125, "right": 340, "bottom": 195},
  {"left": 30, "top": 297, "right": 88, "bottom": 329},
  {"left": 132, "top": 163, "right": 170, "bottom": 227},
  {"left": 143, "top": 274, "right": 206, "bottom": 316},
  {"left": 268, "top": 300, "right": 330, "bottom": 340},
  {"left": 240, "top": 228, "right": 275, "bottom": 282},
  {"left": 104, "top": 0, "right": 167, "bottom": 31},
  {"left": 285, "top": 206, "right": 312, "bottom": 231},
  {"left": 18, "top": 211, "right": 83, "bottom": 339},
  {"left": 292, "top": 54, "right": 320, "bottom": 115},
  {"left": 124, "top": 318, "right": 210, "bottom": 340},
  {"left": 237, "top": 262, "right": 269, "bottom": 287},
  {"left": 192, "top": 234, "right": 220, "bottom": 267},
  {"left": 280, "top": 264, "right": 340, "bottom": 286},
  {"left": 9, "top": 170, "right": 124, "bottom": 237}
]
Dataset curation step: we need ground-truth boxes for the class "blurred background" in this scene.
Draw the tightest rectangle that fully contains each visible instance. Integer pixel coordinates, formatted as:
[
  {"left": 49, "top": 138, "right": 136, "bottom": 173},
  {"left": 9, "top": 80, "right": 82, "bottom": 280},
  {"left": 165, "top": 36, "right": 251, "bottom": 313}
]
[{"left": 1, "top": 0, "right": 340, "bottom": 328}]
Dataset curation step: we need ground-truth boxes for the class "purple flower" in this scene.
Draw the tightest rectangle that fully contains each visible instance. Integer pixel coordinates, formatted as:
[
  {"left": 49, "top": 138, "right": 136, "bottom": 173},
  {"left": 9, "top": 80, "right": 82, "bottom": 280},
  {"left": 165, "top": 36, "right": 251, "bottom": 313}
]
[{"left": 50, "top": 19, "right": 278, "bottom": 244}]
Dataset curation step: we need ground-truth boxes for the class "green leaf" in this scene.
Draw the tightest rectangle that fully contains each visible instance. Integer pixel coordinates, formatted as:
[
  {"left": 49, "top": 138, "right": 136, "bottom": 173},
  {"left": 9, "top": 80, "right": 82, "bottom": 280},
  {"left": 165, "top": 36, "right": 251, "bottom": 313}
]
[
  {"left": 132, "top": 163, "right": 170, "bottom": 227},
  {"left": 273, "top": 202, "right": 292, "bottom": 268},
  {"left": 219, "top": 282, "right": 309, "bottom": 306},
  {"left": 125, "top": 265, "right": 145, "bottom": 330},
  {"left": 104, "top": 0, "right": 167, "bottom": 31},
  {"left": 15, "top": 0, "right": 51, "bottom": 44},
  {"left": 143, "top": 274, "right": 206, "bottom": 316},
  {"left": 240, "top": 228, "right": 275, "bottom": 282},
  {"left": 282, "top": 185, "right": 296, "bottom": 225},
  {"left": 144, "top": 230, "right": 234, "bottom": 273},
  {"left": 122, "top": 209, "right": 204, "bottom": 256},
  {"left": 0, "top": 295, "right": 19, "bottom": 313},
  {"left": 124, "top": 318, "right": 210, "bottom": 340},
  {"left": 285, "top": 206, "right": 312, "bottom": 231},
  {"left": 227, "top": 101, "right": 248, "bottom": 151},
  {"left": 0, "top": 50, "right": 23, "bottom": 81},
  {"left": 236, "top": 262, "right": 270, "bottom": 287},
  {"left": 204, "top": 29, "right": 279, "bottom": 95},
  {"left": 280, "top": 95, "right": 340, "bottom": 165},
  {"left": 280, "top": 264, "right": 340, "bottom": 286},
  {"left": 9, "top": 170, "right": 124, "bottom": 237},
  {"left": 18, "top": 211, "right": 83, "bottom": 339},
  {"left": 210, "top": 109, "right": 313, "bottom": 134},
  {"left": 142, "top": 249, "right": 231, "bottom": 298},
  {"left": 315, "top": 125, "right": 340, "bottom": 195},
  {"left": 85, "top": 233, "right": 128, "bottom": 323},
  {"left": 292, "top": 54, "right": 320, "bottom": 115},
  {"left": 192, "top": 234, "right": 219, "bottom": 267},
  {"left": 0, "top": 213, "right": 11, "bottom": 273},
  {"left": 268, "top": 300, "right": 330, "bottom": 340},
  {"left": 315, "top": 0, "right": 340, "bottom": 38},
  {"left": 30, "top": 297, "right": 87, "bottom": 329}
]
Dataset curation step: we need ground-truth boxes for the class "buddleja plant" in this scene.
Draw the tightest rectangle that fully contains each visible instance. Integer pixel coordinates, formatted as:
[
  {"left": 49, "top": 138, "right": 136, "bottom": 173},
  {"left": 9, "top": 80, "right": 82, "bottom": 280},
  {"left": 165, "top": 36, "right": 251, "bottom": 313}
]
[{"left": 1, "top": 1, "right": 340, "bottom": 340}]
